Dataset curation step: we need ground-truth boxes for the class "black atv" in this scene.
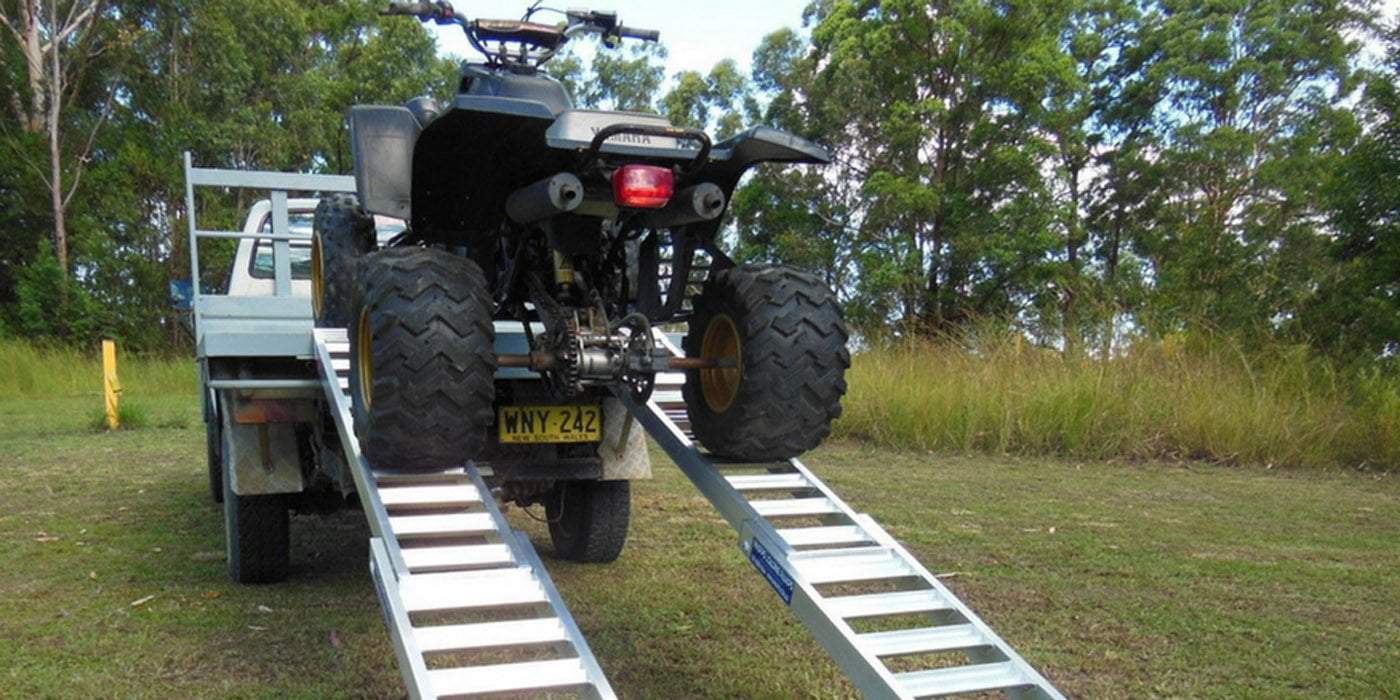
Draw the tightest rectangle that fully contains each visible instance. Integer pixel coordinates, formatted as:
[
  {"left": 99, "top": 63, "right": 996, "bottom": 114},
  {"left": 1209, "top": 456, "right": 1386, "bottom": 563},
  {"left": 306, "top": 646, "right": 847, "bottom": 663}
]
[{"left": 313, "top": 2, "right": 849, "bottom": 486}]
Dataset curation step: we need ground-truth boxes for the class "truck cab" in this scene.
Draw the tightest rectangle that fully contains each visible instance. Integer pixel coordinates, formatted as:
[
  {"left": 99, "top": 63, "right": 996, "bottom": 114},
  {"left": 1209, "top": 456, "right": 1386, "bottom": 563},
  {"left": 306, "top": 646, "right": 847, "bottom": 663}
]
[{"left": 226, "top": 199, "right": 405, "bottom": 297}]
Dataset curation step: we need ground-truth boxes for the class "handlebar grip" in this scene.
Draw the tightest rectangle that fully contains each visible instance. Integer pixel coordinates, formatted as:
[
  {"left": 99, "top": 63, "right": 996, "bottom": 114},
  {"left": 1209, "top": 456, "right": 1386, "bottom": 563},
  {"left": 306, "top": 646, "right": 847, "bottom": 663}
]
[{"left": 618, "top": 26, "right": 660, "bottom": 42}]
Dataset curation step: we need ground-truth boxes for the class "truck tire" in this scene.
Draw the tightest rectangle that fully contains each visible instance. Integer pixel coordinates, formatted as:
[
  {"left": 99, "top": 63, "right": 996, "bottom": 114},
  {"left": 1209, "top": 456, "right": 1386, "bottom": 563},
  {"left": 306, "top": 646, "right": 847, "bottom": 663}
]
[
  {"left": 206, "top": 420, "right": 223, "bottom": 504},
  {"left": 350, "top": 248, "right": 496, "bottom": 471},
  {"left": 312, "top": 194, "right": 375, "bottom": 329},
  {"left": 683, "top": 265, "right": 849, "bottom": 462},
  {"left": 223, "top": 463, "right": 290, "bottom": 584},
  {"left": 546, "top": 480, "right": 630, "bottom": 563}
]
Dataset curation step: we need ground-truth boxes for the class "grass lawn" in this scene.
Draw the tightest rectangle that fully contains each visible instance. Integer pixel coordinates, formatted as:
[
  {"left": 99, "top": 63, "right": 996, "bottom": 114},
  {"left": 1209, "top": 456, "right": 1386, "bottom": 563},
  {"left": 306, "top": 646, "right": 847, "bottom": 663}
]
[{"left": 1, "top": 395, "right": 1397, "bottom": 698}]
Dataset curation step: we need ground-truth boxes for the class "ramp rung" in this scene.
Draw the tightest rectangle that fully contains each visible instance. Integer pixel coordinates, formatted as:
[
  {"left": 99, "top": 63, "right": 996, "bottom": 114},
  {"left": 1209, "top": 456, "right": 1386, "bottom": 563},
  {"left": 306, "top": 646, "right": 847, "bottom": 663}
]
[
  {"left": 399, "top": 568, "right": 546, "bottom": 613},
  {"left": 401, "top": 544, "right": 514, "bottom": 573},
  {"left": 653, "top": 390, "right": 685, "bottom": 405},
  {"left": 793, "top": 549, "right": 915, "bottom": 585},
  {"left": 859, "top": 624, "right": 987, "bottom": 657},
  {"left": 726, "top": 474, "right": 813, "bottom": 492},
  {"left": 895, "top": 661, "right": 1028, "bottom": 697},
  {"left": 375, "top": 468, "right": 468, "bottom": 485},
  {"left": 415, "top": 617, "right": 569, "bottom": 655},
  {"left": 778, "top": 525, "right": 871, "bottom": 548},
  {"left": 389, "top": 512, "right": 496, "bottom": 539},
  {"left": 379, "top": 484, "right": 482, "bottom": 510},
  {"left": 824, "top": 589, "right": 951, "bottom": 619},
  {"left": 428, "top": 658, "right": 590, "bottom": 696},
  {"left": 331, "top": 358, "right": 350, "bottom": 372},
  {"left": 751, "top": 498, "right": 842, "bottom": 518}
]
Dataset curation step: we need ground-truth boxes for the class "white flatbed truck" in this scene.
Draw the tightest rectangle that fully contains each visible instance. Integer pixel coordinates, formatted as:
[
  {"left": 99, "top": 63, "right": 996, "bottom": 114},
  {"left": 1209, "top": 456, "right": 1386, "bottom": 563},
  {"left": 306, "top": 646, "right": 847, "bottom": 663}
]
[{"left": 188, "top": 155, "right": 1065, "bottom": 699}]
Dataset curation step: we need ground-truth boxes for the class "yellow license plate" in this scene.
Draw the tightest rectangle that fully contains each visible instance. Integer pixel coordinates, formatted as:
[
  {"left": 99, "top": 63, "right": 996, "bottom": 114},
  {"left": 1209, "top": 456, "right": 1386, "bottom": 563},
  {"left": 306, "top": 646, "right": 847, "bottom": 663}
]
[{"left": 498, "top": 404, "right": 602, "bottom": 444}]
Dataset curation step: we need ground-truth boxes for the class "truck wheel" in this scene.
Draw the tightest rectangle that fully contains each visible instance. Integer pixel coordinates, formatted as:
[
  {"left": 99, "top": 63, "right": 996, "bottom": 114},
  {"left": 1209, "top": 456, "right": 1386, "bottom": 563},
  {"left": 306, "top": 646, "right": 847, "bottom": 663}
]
[
  {"left": 683, "top": 265, "right": 850, "bottom": 462},
  {"left": 206, "top": 420, "right": 223, "bottom": 504},
  {"left": 223, "top": 463, "right": 290, "bottom": 584},
  {"left": 350, "top": 248, "right": 496, "bottom": 471},
  {"left": 546, "top": 480, "right": 630, "bottom": 563},
  {"left": 312, "top": 194, "right": 375, "bottom": 329}
]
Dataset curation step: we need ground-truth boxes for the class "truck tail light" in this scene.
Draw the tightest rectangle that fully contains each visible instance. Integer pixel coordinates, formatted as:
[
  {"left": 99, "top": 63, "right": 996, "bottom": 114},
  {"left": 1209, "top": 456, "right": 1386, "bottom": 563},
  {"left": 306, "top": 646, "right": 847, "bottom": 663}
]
[{"left": 612, "top": 165, "right": 674, "bottom": 209}]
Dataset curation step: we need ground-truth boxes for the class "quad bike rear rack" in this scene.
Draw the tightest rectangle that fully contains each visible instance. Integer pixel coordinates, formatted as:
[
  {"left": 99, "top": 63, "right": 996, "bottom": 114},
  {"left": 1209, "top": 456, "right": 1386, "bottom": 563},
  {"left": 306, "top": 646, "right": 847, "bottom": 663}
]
[{"left": 312, "top": 327, "right": 1065, "bottom": 699}]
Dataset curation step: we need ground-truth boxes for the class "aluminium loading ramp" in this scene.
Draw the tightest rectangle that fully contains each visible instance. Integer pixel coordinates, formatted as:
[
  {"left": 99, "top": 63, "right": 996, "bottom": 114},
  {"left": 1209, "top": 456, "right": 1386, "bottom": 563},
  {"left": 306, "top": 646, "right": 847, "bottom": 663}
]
[
  {"left": 312, "top": 323, "right": 1063, "bottom": 699},
  {"left": 637, "top": 351, "right": 1066, "bottom": 699},
  {"left": 313, "top": 329, "right": 617, "bottom": 700}
]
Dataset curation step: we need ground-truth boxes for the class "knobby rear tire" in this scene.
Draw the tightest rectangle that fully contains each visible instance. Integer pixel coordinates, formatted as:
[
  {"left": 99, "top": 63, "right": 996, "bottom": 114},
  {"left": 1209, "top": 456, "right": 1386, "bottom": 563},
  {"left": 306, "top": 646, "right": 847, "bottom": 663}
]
[
  {"left": 683, "top": 265, "right": 850, "bottom": 462},
  {"left": 350, "top": 248, "right": 497, "bottom": 471}
]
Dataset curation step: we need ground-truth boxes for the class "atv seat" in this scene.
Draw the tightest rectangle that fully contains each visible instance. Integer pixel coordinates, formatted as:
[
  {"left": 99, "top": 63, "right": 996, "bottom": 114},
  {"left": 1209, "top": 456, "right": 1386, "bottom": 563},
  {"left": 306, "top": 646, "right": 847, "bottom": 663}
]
[{"left": 473, "top": 20, "right": 567, "bottom": 50}]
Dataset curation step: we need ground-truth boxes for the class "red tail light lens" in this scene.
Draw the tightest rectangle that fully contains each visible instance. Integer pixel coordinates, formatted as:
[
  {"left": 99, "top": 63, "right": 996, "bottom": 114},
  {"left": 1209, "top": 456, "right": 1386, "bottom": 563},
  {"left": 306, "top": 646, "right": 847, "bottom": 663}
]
[{"left": 612, "top": 165, "right": 674, "bottom": 209}]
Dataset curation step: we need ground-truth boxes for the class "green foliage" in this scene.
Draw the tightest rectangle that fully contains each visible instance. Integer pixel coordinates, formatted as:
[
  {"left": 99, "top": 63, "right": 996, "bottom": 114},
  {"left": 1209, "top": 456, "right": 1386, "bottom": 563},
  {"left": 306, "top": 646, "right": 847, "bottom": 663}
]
[
  {"left": 582, "top": 42, "right": 670, "bottom": 112},
  {"left": 546, "top": 38, "right": 669, "bottom": 113},
  {"left": 748, "top": 0, "right": 1083, "bottom": 333},
  {"left": 1298, "top": 23, "right": 1400, "bottom": 360},
  {"left": 738, "top": 0, "right": 1385, "bottom": 359},
  {"left": 1122, "top": 0, "right": 1367, "bottom": 338},
  {"left": 12, "top": 241, "right": 102, "bottom": 344},
  {"left": 0, "top": 0, "right": 456, "bottom": 352},
  {"left": 660, "top": 60, "right": 751, "bottom": 139},
  {"left": 837, "top": 331, "right": 1400, "bottom": 470}
]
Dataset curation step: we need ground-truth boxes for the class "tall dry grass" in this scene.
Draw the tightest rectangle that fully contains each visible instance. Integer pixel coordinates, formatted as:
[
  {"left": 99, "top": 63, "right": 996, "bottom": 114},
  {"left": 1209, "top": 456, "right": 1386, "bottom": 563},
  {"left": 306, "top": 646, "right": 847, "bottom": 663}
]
[
  {"left": 3, "top": 335, "right": 1394, "bottom": 469},
  {"left": 835, "top": 333, "right": 1400, "bottom": 470},
  {"left": 0, "top": 339, "right": 196, "bottom": 400}
]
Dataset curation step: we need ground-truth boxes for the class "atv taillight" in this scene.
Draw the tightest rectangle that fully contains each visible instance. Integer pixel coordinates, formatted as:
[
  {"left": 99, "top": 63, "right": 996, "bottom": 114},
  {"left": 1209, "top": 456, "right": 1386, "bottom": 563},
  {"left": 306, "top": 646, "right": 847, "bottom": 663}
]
[{"left": 612, "top": 165, "right": 674, "bottom": 209}]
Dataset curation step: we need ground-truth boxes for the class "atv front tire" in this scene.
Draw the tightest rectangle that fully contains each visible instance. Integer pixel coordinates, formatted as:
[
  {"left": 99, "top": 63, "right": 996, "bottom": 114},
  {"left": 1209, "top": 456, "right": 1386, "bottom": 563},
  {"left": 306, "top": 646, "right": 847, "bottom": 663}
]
[
  {"left": 312, "top": 194, "right": 375, "bottom": 329},
  {"left": 350, "top": 248, "right": 496, "bottom": 471},
  {"left": 683, "top": 265, "right": 849, "bottom": 462},
  {"left": 546, "top": 480, "right": 631, "bottom": 563}
]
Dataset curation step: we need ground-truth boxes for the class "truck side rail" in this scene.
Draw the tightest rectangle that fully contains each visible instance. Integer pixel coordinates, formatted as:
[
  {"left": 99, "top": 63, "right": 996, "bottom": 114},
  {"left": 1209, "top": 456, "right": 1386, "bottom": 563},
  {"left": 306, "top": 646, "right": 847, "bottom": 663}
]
[{"left": 184, "top": 151, "right": 356, "bottom": 348}]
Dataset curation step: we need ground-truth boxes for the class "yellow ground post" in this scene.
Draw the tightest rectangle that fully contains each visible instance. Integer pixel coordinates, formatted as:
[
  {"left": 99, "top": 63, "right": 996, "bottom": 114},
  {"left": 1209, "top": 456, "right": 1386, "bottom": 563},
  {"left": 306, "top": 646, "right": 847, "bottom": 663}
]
[{"left": 102, "top": 340, "right": 122, "bottom": 430}]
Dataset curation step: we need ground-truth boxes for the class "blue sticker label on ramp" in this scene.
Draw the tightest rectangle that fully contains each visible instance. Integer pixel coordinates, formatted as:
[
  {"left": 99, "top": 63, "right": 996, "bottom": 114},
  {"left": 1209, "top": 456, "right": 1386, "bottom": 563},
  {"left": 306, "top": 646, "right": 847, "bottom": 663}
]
[{"left": 748, "top": 539, "right": 794, "bottom": 605}]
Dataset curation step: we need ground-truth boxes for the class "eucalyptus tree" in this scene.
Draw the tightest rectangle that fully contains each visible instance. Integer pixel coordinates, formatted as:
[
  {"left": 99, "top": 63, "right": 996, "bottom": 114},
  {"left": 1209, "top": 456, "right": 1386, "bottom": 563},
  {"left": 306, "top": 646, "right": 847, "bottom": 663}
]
[
  {"left": 0, "top": 0, "right": 111, "bottom": 276},
  {"left": 1123, "top": 0, "right": 1370, "bottom": 337}
]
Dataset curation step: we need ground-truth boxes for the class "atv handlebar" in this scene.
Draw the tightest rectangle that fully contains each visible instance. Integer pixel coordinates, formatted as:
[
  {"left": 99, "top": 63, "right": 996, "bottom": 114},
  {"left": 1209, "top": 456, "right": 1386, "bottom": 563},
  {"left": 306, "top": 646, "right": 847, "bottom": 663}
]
[{"left": 382, "top": 2, "right": 658, "bottom": 67}]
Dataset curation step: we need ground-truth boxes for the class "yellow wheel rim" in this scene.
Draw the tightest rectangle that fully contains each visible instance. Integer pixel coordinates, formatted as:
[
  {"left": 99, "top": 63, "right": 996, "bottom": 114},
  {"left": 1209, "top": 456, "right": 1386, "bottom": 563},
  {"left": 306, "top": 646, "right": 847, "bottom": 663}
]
[
  {"left": 357, "top": 307, "right": 373, "bottom": 411},
  {"left": 310, "top": 234, "right": 325, "bottom": 319},
  {"left": 700, "top": 314, "right": 741, "bottom": 413}
]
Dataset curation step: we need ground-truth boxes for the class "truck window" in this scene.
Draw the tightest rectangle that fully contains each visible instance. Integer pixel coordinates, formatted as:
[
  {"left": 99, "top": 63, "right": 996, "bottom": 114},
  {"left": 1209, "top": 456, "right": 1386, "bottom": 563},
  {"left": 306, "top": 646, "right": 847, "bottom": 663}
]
[{"left": 250, "top": 213, "right": 315, "bottom": 280}]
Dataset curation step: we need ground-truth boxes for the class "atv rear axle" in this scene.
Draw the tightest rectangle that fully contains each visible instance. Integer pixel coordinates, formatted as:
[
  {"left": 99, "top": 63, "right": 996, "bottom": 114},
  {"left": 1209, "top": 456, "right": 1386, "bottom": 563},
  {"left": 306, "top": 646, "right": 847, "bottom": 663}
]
[{"left": 496, "top": 353, "right": 727, "bottom": 371}]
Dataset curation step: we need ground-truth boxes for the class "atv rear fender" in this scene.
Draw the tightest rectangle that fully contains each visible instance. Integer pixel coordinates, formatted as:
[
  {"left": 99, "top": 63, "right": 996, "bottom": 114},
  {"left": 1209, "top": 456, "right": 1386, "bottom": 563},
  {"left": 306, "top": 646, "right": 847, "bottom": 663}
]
[{"left": 348, "top": 106, "right": 421, "bottom": 220}]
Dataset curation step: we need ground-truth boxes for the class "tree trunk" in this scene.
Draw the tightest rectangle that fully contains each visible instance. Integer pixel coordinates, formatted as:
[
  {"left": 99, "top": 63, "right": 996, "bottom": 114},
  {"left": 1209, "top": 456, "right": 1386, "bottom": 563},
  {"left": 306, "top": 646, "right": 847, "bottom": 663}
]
[
  {"left": 1063, "top": 163, "right": 1082, "bottom": 357},
  {"left": 22, "top": 0, "right": 44, "bottom": 133},
  {"left": 49, "top": 114, "right": 68, "bottom": 273},
  {"left": 46, "top": 0, "right": 67, "bottom": 274},
  {"left": 1101, "top": 192, "right": 1126, "bottom": 359}
]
